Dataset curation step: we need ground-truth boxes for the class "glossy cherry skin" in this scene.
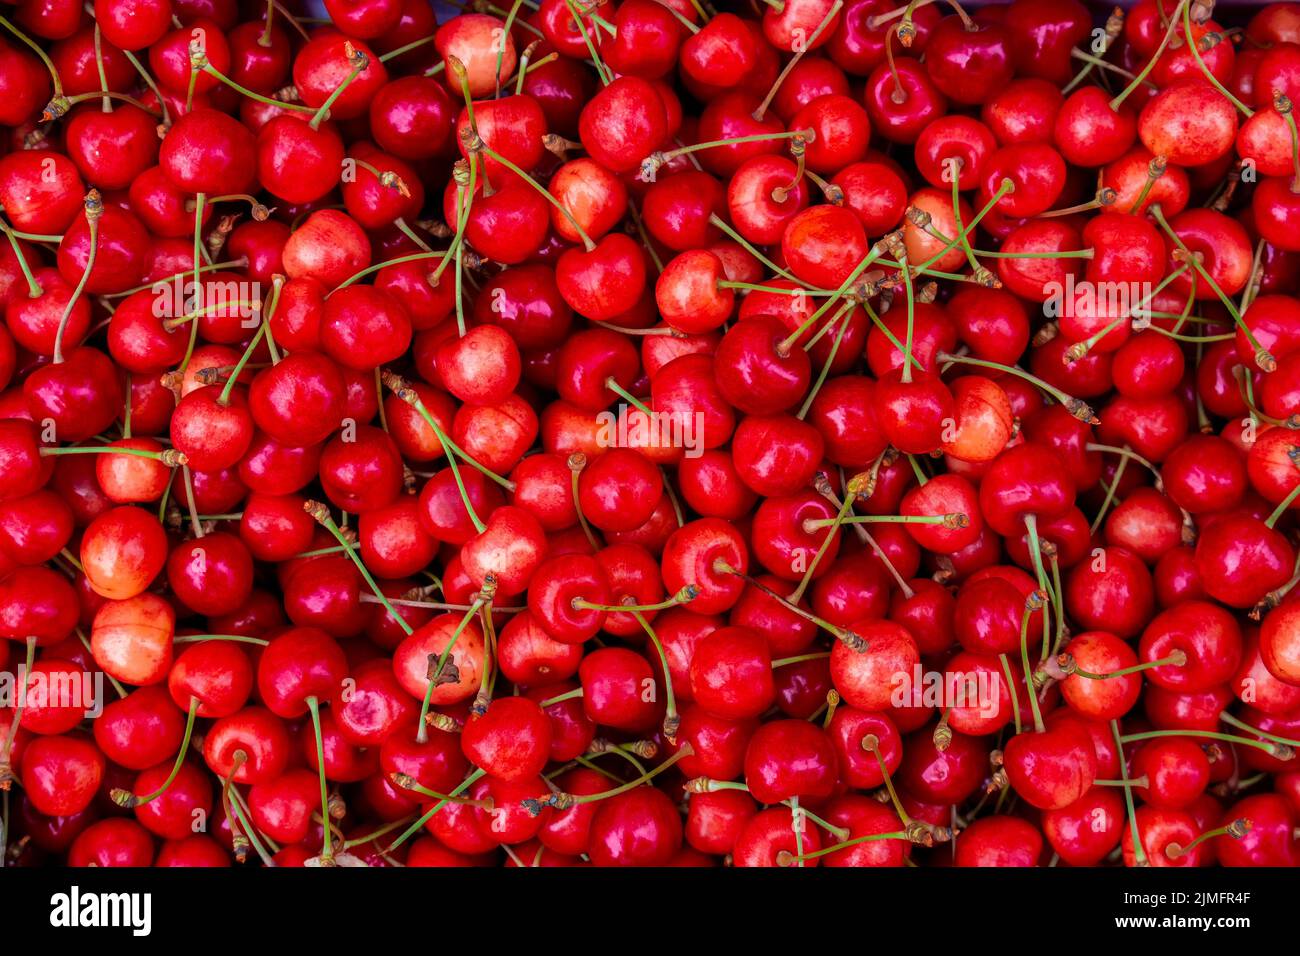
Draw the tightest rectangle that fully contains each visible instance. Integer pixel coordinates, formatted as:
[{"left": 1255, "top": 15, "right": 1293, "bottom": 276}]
[
  {"left": 67, "top": 818, "right": 155, "bottom": 867},
  {"left": 1138, "top": 80, "right": 1238, "bottom": 168},
  {"left": 830, "top": 620, "right": 919, "bottom": 712},
  {"left": 1217, "top": 794, "right": 1299, "bottom": 867},
  {"left": 925, "top": 15, "right": 1013, "bottom": 106},
  {"left": 743, "top": 719, "right": 837, "bottom": 804},
  {"left": 874, "top": 370, "right": 954, "bottom": 456},
  {"left": 1065, "top": 546, "right": 1154, "bottom": 640},
  {"left": 586, "top": 786, "right": 682, "bottom": 867},
  {"left": 1060, "top": 631, "right": 1142, "bottom": 721},
  {"left": 1121, "top": 806, "right": 1203, "bottom": 868},
  {"left": 1042, "top": 785, "right": 1124, "bottom": 866},
  {"left": 1195, "top": 514, "right": 1294, "bottom": 609},
  {"left": 20, "top": 734, "right": 105, "bottom": 817},
  {"left": 688, "top": 625, "right": 775, "bottom": 721},
  {"left": 461, "top": 697, "right": 552, "bottom": 783},
  {"left": 160, "top": 108, "right": 257, "bottom": 196},
  {"left": 733, "top": 806, "right": 822, "bottom": 868},
  {"left": 578, "top": 647, "right": 660, "bottom": 732},
  {"left": 93, "top": 687, "right": 183, "bottom": 771},
  {"left": 955, "top": 815, "right": 1043, "bottom": 867},
  {"left": 1003, "top": 721, "right": 1098, "bottom": 811},
  {"left": 80, "top": 506, "right": 168, "bottom": 601},
  {"left": 1139, "top": 600, "right": 1243, "bottom": 693},
  {"left": 1261, "top": 599, "right": 1300, "bottom": 686}
]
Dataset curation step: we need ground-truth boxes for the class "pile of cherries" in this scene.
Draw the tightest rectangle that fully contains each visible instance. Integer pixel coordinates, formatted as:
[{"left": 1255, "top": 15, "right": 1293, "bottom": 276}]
[{"left": 3, "top": 0, "right": 1300, "bottom": 869}]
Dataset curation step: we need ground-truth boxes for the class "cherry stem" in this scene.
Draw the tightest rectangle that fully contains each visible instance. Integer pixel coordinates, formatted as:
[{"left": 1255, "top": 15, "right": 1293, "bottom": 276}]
[
  {"left": 0, "top": 16, "right": 63, "bottom": 98},
  {"left": 415, "top": 601, "right": 483, "bottom": 743},
  {"left": 1110, "top": 0, "right": 1188, "bottom": 111},
  {"left": 0, "top": 638, "right": 37, "bottom": 786},
  {"left": 172, "top": 634, "right": 270, "bottom": 645},
  {"left": 659, "top": 2, "right": 700, "bottom": 33},
  {"left": 258, "top": 0, "right": 276, "bottom": 45},
  {"left": 574, "top": 587, "right": 696, "bottom": 613},
  {"left": 999, "top": 654, "right": 1022, "bottom": 735},
  {"left": 1121, "top": 728, "right": 1291, "bottom": 759},
  {"left": 1023, "top": 514, "right": 1054, "bottom": 659},
  {"left": 564, "top": 0, "right": 612, "bottom": 85},
  {"left": 1063, "top": 6, "right": 1123, "bottom": 93},
  {"left": 772, "top": 652, "right": 832, "bottom": 668},
  {"left": 643, "top": 130, "right": 814, "bottom": 185},
  {"left": 939, "top": 351, "right": 1095, "bottom": 422},
  {"left": 217, "top": 318, "right": 269, "bottom": 408},
  {"left": 39, "top": 445, "right": 184, "bottom": 464},
  {"left": 309, "top": 42, "right": 368, "bottom": 130},
  {"left": 1092, "top": 776, "right": 1150, "bottom": 788},
  {"left": 430, "top": 156, "right": 477, "bottom": 294},
  {"left": 896, "top": 237, "right": 917, "bottom": 382},
  {"left": 1018, "top": 591, "right": 1048, "bottom": 732},
  {"left": 568, "top": 452, "right": 601, "bottom": 550},
  {"left": 532, "top": 745, "right": 694, "bottom": 814},
  {"left": 178, "top": 193, "right": 207, "bottom": 377},
  {"left": 708, "top": 214, "right": 800, "bottom": 283},
  {"left": 492, "top": 0, "right": 528, "bottom": 95},
  {"left": 805, "top": 512, "right": 965, "bottom": 529},
  {"left": 383, "top": 374, "right": 499, "bottom": 524},
  {"left": 222, "top": 752, "right": 273, "bottom": 865},
  {"left": 912, "top": 178, "right": 1015, "bottom": 274},
  {"left": 0, "top": 220, "right": 41, "bottom": 298},
  {"left": 716, "top": 560, "right": 866, "bottom": 651},
  {"left": 595, "top": 378, "right": 650, "bottom": 418},
  {"left": 784, "top": 830, "right": 909, "bottom": 864},
  {"left": 632, "top": 609, "right": 680, "bottom": 740},
  {"left": 816, "top": 472, "right": 914, "bottom": 599},
  {"left": 389, "top": 774, "right": 491, "bottom": 807},
  {"left": 1110, "top": 718, "right": 1149, "bottom": 865},
  {"left": 788, "top": 466, "right": 867, "bottom": 606},
  {"left": 777, "top": 237, "right": 891, "bottom": 354},
  {"left": 306, "top": 500, "right": 415, "bottom": 637},
  {"left": 797, "top": 302, "right": 856, "bottom": 418},
  {"left": 271, "top": 0, "right": 310, "bottom": 40},
  {"left": 862, "top": 733, "right": 912, "bottom": 826},
  {"left": 1073, "top": 652, "right": 1186, "bottom": 680},
  {"left": 884, "top": 23, "right": 905, "bottom": 103},
  {"left": 108, "top": 261, "right": 246, "bottom": 299},
  {"left": 1219, "top": 710, "right": 1300, "bottom": 749},
  {"left": 202, "top": 62, "right": 316, "bottom": 113},
  {"left": 1184, "top": 2, "right": 1253, "bottom": 117},
  {"left": 303, "top": 696, "right": 334, "bottom": 864},
  {"left": 380, "top": 33, "right": 436, "bottom": 64},
  {"left": 53, "top": 192, "right": 102, "bottom": 365},
  {"left": 1166, "top": 820, "right": 1251, "bottom": 859},
  {"left": 386, "top": 768, "right": 487, "bottom": 852},
  {"left": 752, "top": 0, "right": 843, "bottom": 121},
  {"left": 1265, "top": 481, "right": 1300, "bottom": 528},
  {"left": 341, "top": 814, "right": 418, "bottom": 850},
  {"left": 331, "top": 251, "right": 445, "bottom": 294},
  {"left": 538, "top": 686, "right": 584, "bottom": 709},
  {"left": 1149, "top": 204, "right": 1272, "bottom": 367},
  {"left": 1276, "top": 91, "right": 1300, "bottom": 193}
]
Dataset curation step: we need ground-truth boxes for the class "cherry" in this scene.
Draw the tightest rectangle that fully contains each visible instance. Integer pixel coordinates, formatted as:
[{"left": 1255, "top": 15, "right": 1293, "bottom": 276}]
[
  {"left": 1139, "top": 600, "right": 1243, "bottom": 693},
  {"left": 1065, "top": 545, "right": 1154, "bottom": 639},
  {"left": 925, "top": 14, "right": 1013, "bottom": 106},
  {"left": 20, "top": 734, "right": 105, "bottom": 816},
  {"left": 586, "top": 785, "right": 682, "bottom": 867},
  {"left": 461, "top": 696, "right": 552, "bottom": 783},
  {"left": 68, "top": 818, "right": 155, "bottom": 867},
  {"left": 955, "top": 815, "right": 1043, "bottom": 867},
  {"left": 743, "top": 718, "right": 836, "bottom": 804},
  {"left": 1042, "top": 786, "right": 1124, "bottom": 866}
]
